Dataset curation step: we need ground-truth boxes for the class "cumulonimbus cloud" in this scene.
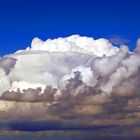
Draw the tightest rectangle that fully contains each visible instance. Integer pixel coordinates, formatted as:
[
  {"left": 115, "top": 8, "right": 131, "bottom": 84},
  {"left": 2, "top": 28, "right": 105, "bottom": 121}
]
[{"left": 0, "top": 35, "right": 140, "bottom": 129}]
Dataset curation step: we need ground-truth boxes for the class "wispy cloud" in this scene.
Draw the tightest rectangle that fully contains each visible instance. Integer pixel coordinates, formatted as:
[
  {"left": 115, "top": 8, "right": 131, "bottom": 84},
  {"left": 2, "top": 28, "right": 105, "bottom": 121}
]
[{"left": 108, "top": 35, "right": 130, "bottom": 46}]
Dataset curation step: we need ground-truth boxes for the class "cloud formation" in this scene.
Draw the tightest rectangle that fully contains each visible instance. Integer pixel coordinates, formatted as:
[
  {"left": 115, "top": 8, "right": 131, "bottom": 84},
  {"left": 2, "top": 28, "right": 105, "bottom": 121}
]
[
  {"left": 0, "top": 35, "right": 140, "bottom": 130},
  {"left": 108, "top": 35, "right": 130, "bottom": 46}
]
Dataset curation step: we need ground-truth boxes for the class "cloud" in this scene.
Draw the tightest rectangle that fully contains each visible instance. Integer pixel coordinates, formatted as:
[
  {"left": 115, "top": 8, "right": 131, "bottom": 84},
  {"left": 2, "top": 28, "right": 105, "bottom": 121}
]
[
  {"left": 108, "top": 35, "right": 130, "bottom": 46},
  {"left": 0, "top": 35, "right": 140, "bottom": 130},
  {"left": 17, "top": 35, "right": 119, "bottom": 57},
  {"left": 0, "top": 57, "right": 16, "bottom": 96}
]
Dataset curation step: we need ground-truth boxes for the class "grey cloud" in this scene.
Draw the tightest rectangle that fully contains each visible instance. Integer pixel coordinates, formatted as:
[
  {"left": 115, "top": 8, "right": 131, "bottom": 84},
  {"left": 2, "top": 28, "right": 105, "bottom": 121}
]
[
  {"left": 0, "top": 57, "right": 16, "bottom": 75},
  {"left": 108, "top": 35, "right": 130, "bottom": 46}
]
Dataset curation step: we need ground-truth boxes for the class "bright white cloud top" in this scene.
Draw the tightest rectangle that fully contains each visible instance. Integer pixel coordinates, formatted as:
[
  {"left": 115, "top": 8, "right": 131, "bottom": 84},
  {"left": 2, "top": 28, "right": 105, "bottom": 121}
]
[{"left": 25, "top": 34, "right": 119, "bottom": 56}]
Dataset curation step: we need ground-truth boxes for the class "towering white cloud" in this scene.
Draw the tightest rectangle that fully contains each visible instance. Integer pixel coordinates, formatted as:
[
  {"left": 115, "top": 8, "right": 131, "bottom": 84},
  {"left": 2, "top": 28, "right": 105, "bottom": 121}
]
[
  {"left": 1, "top": 35, "right": 140, "bottom": 98},
  {"left": 0, "top": 35, "right": 140, "bottom": 128}
]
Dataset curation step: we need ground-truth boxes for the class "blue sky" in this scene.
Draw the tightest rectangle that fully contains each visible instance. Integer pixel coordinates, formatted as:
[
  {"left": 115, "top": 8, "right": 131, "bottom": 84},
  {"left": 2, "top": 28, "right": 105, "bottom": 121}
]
[{"left": 0, "top": 0, "right": 140, "bottom": 56}]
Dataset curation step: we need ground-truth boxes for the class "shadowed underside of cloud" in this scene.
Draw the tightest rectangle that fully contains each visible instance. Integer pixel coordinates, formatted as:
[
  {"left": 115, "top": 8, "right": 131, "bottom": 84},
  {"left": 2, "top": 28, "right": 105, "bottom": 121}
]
[{"left": 0, "top": 35, "right": 140, "bottom": 132}]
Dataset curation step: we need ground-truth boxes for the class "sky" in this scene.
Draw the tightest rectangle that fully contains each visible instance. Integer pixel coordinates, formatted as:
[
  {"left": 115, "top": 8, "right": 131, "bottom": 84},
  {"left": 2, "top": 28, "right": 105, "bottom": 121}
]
[{"left": 0, "top": 0, "right": 140, "bottom": 56}]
